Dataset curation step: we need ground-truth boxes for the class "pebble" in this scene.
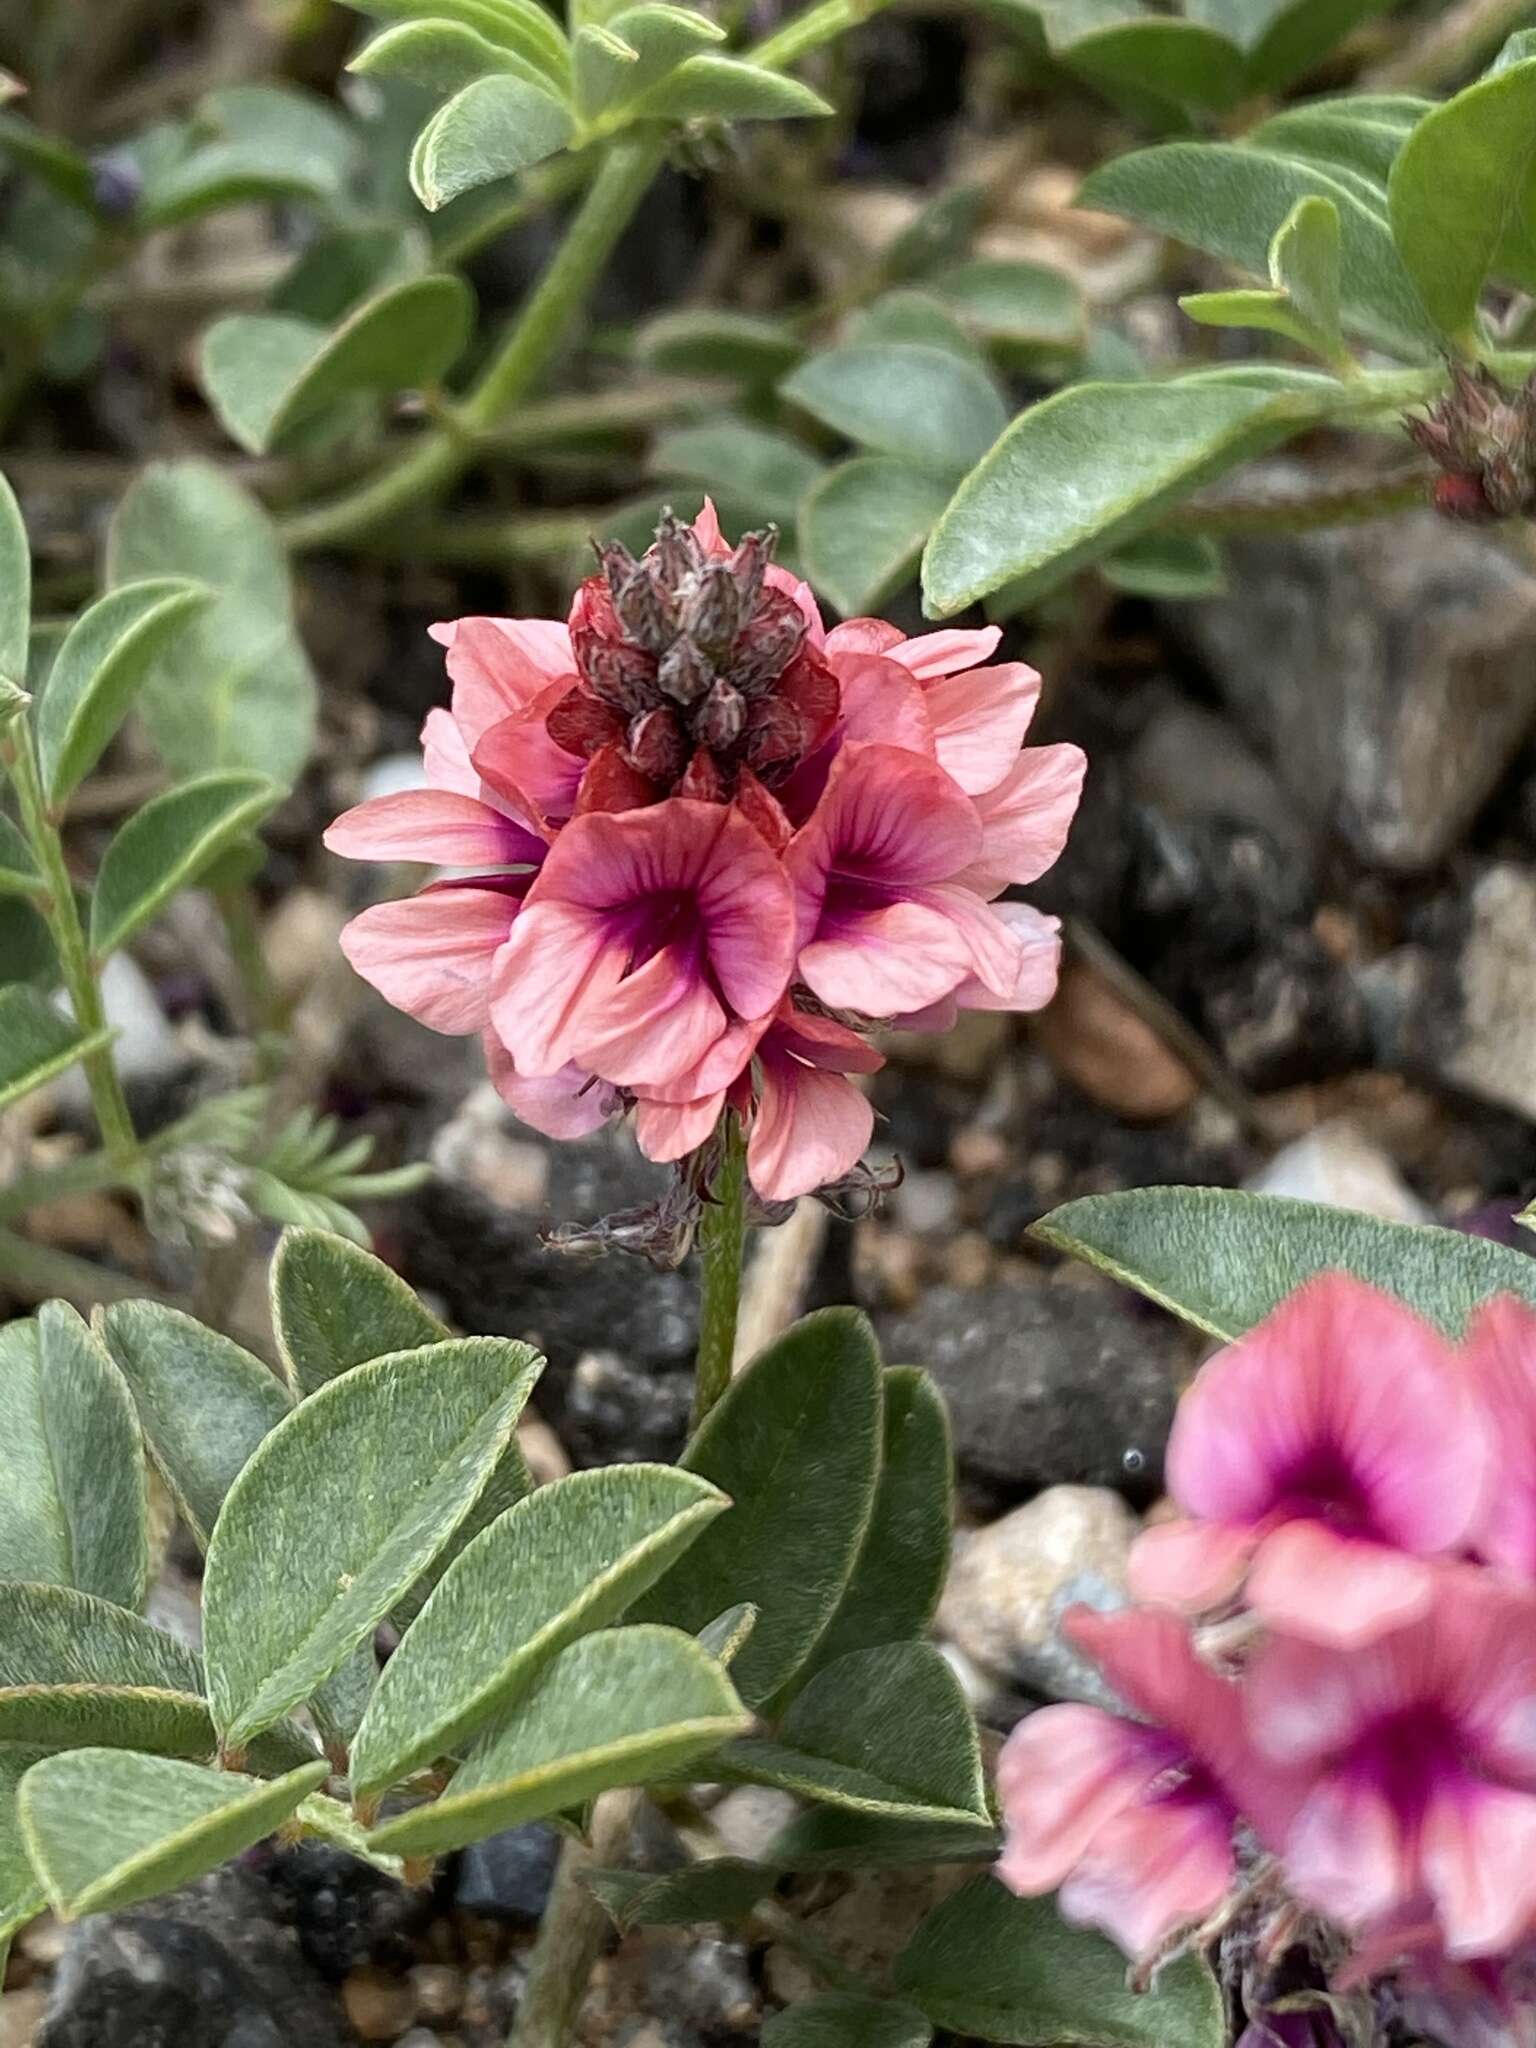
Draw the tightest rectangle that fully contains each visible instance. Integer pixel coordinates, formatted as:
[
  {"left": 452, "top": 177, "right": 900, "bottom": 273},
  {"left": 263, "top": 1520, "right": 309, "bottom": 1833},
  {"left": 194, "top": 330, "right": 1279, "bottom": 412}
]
[
  {"left": 1441, "top": 865, "right": 1536, "bottom": 1124},
  {"left": 54, "top": 955, "right": 182, "bottom": 1110},
  {"left": 0, "top": 1989, "right": 48, "bottom": 2047},
  {"left": 343, "top": 1965, "right": 418, "bottom": 2042},
  {"left": 1032, "top": 958, "right": 1200, "bottom": 1121},
  {"left": 937, "top": 1485, "right": 1137, "bottom": 1705},
  {"left": 409, "top": 1966, "right": 462, "bottom": 2023},
  {"left": 454, "top": 1823, "right": 562, "bottom": 1924},
  {"left": 1246, "top": 1118, "right": 1430, "bottom": 1225},
  {"left": 708, "top": 1787, "right": 800, "bottom": 1864}
]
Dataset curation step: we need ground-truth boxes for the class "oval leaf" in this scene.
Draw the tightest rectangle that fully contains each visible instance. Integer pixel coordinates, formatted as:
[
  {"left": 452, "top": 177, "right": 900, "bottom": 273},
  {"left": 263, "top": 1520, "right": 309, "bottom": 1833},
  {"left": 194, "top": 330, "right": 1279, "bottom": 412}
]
[
  {"left": 652, "top": 419, "right": 825, "bottom": 526},
  {"left": 1034, "top": 1186, "right": 1536, "bottom": 1341},
  {"left": 585, "top": 1856, "right": 776, "bottom": 1930},
  {"left": 352, "top": 1464, "right": 728, "bottom": 1800},
  {"left": 410, "top": 75, "right": 574, "bottom": 211},
  {"left": 767, "top": 1806, "right": 998, "bottom": 1872},
  {"left": 628, "top": 53, "right": 830, "bottom": 121},
  {"left": 763, "top": 1996, "right": 933, "bottom": 2048},
  {"left": 200, "top": 275, "right": 474, "bottom": 456},
  {"left": 0, "top": 1685, "right": 316, "bottom": 1775},
  {"left": 1058, "top": 19, "right": 1245, "bottom": 121},
  {"left": 0, "top": 1582, "right": 202, "bottom": 1695},
  {"left": 98, "top": 1301, "right": 292, "bottom": 1550},
  {"left": 90, "top": 771, "right": 281, "bottom": 959},
  {"left": 18, "top": 1751, "right": 327, "bottom": 1919},
  {"left": 894, "top": 1876, "right": 1224, "bottom": 2047},
  {"left": 921, "top": 377, "right": 1343, "bottom": 617},
  {"left": 782, "top": 343, "right": 1007, "bottom": 471},
  {"left": 202, "top": 1336, "right": 543, "bottom": 1751},
  {"left": 801, "top": 458, "right": 954, "bottom": 619},
  {"left": 635, "top": 307, "right": 801, "bottom": 382},
  {"left": 931, "top": 258, "right": 1084, "bottom": 355},
  {"left": 0, "top": 470, "right": 28, "bottom": 685},
  {"left": 0, "top": 815, "right": 39, "bottom": 899},
  {"left": 1388, "top": 55, "right": 1536, "bottom": 342},
  {"left": 632, "top": 1308, "right": 883, "bottom": 1708},
  {"left": 35, "top": 579, "right": 211, "bottom": 806},
  {"left": 368, "top": 1625, "right": 749, "bottom": 1856},
  {"left": 270, "top": 1226, "right": 447, "bottom": 1398},
  {"left": 351, "top": 17, "right": 553, "bottom": 94},
  {"left": 0, "top": 987, "right": 111, "bottom": 1113},
  {"left": 0, "top": 1302, "right": 147, "bottom": 1610},
  {"left": 721, "top": 1642, "right": 987, "bottom": 1824},
  {"left": 350, "top": 0, "right": 571, "bottom": 89}
]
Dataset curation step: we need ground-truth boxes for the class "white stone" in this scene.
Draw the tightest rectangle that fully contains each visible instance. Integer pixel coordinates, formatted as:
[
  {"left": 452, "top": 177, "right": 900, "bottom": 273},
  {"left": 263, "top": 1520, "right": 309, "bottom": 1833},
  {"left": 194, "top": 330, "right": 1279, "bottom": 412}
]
[{"left": 1247, "top": 1117, "right": 1430, "bottom": 1224}]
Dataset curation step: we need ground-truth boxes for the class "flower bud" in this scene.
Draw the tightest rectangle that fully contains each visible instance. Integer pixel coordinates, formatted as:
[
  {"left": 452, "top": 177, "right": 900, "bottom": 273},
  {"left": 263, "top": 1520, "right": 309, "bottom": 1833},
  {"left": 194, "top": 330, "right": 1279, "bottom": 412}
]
[
  {"left": 649, "top": 510, "right": 704, "bottom": 592},
  {"left": 698, "top": 678, "right": 746, "bottom": 751},
  {"left": 731, "top": 587, "right": 806, "bottom": 692},
  {"left": 657, "top": 634, "right": 713, "bottom": 706},
  {"left": 613, "top": 566, "right": 676, "bottom": 652},
  {"left": 581, "top": 637, "right": 659, "bottom": 714},
  {"left": 625, "top": 704, "right": 687, "bottom": 783},
  {"left": 726, "top": 528, "right": 775, "bottom": 616},
  {"left": 683, "top": 561, "right": 744, "bottom": 656}
]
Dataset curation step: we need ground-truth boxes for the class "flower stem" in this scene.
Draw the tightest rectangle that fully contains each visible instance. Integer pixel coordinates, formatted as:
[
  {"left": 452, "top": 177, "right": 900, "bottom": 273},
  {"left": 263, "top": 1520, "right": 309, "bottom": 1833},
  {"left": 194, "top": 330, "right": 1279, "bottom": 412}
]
[
  {"left": 1169, "top": 464, "right": 1434, "bottom": 535},
  {"left": 0, "top": 720, "right": 138, "bottom": 1171},
  {"left": 508, "top": 1790, "right": 641, "bottom": 2048},
  {"left": 692, "top": 1114, "right": 748, "bottom": 1433},
  {"left": 280, "top": 134, "right": 667, "bottom": 555}
]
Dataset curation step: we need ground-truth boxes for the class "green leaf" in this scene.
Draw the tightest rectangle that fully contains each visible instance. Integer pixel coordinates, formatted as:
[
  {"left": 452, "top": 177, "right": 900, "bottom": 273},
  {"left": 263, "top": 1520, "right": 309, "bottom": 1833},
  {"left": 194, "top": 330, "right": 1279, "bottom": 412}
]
[
  {"left": 791, "top": 1371, "right": 950, "bottom": 1689},
  {"left": 763, "top": 1996, "right": 933, "bottom": 2048},
  {"left": 882, "top": 183, "right": 985, "bottom": 283},
  {"left": 310, "top": 1643, "right": 380, "bottom": 1755},
  {"left": 106, "top": 461, "right": 317, "bottom": 785},
  {"left": 651, "top": 420, "right": 825, "bottom": 526},
  {"left": 800, "top": 458, "right": 954, "bottom": 618},
  {"left": 698, "top": 1602, "right": 757, "bottom": 1664},
  {"left": 768, "top": 1805, "right": 999, "bottom": 1871},
  {"left": 1081, "top": 143, "right": 1438, "bottom": 359},
  {"left": 295, "top": 1790, "right": 406, "bottom": 1878},
  {"left": 848, "top": 291, "right": 983, "bottom": 359},
  {"left": 1241, "top": 0, "right": 1402, "bottom": 93},
  {"left": 271, "top": 223, "right": 427, "bottom": 326},
  {"left": 1248, "top": 95, "right": 1429, "bottom": 190},
  {"left": 351, "top": 16, "right": 554, "bottom": 94},
  {"left": 0, "top": 1583, "right": 202, "bottom": 1695},
  {"left": 921, "top": 376, "right": 1343, "bottom": 617},
  {"left": 1100, "top": 531, "right": 1226, "bottom": 598},
  {"left": 270, "top": 1227, "right": 448, "bottom": 1397},
  {"left": 574, "top": 5, "right": 725, "bottom": 117},
  {"left": 1054, "top": 18, "right": 1247, "bottom": 121},
  {"left": 351, "top": 1464, "right": 729, "bottom": 1801},
  {"left": 202, "top": 1336, "right": 542, "bottom": 1751},
  {"left": 1034, "top": 1186, "right": 1536, "bottom": 1341},
  {"left": 0, "top": 1685, "right": 315, "bottom": 1775},
  {"left": 1, "top": 1747, "right": 46, "bottom": 1939},
  {"left": 409, "top": 75, "right": 574, "bottom": 211},
  {"left": 97, "top": 1301, "right": 292, "bottom": 1551},
  {"left": 1178, "top": 285, "right": 1323, "bottom": 350},
  {"left": 721, "top": 1643, "right": 988, "bottom": 1824},
  {"left": 0, "top": 470, "right": 29, "bottom": 684},
  {"left": 350, "top": 0, "right": 571, "bottom": 91},
  {"left": 0, "top": 114, "right": 94, "bottom": 211},
  {"left": 0, "top": 899, "right": 59, "bottom": 991},
  {"left": 35, "top": 578, "right": 211, "bottom": 805},
  {"left": 895, "top": 1877, "right": 1225, "bottom": 2047},
  {"left": 628, "top": 53, "right": 831, "bottom": 122},
  {"left": 18, "top": 1751, "right": 327, "bottom": 1918},
  {"left": 0, "top": 1303, "right": 147, "bottom": 1609},
  {"left": 586, "top": 1856, "right": 777, "bottom": 1929},
  {"left": 782, "top": 344, "right": 1007, "bottom": 472},
  {"left": 635, "top": 307, "right": 802, "bottom": 382},
  {"left": 0, "top": 816, "right": 40, "bottom": 899},
  {"left": 0, "top": 987, "right": 110, "bottom": 1111},
  {"left": 90, "top": 771, "right": 281, "bottom": 958},
  {"left": 1388, "top": 55, "right": 1536, "bottom": 343},
  {"left": 1268, "top": 192, "right": 1342, "bottom": 351},
  {"left": 200, "top": 275, "right": 474, "bottom": 456},
  {"left": 368, "top": 1625, "right": 750, "bottom": 1855},
  {"left": 929, "top": 258, "right": 1083, "bottom": 357},
  {"left": 632, "top": 1308, "right": 883, "bottom": 1709}
]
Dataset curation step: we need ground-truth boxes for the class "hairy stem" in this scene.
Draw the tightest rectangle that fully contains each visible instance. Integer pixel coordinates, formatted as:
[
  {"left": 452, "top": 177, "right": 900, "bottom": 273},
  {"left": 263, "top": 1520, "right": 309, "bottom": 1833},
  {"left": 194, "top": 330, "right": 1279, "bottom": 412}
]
[
  {"left": 1169, "top": 464, "right": 1434, "bottom": 536},
  {"left": 0, "top": 1227, "right": 165, "bottom": 1307},
  {"left": 692, "top": 1115, "right": 748, "bottom": 1432},
  {"left": 509, "top": 1791, "right": 641, "bottom": 2048},
  {"left": 1, "top": 721, "right": 138, "bottom": 1169}
]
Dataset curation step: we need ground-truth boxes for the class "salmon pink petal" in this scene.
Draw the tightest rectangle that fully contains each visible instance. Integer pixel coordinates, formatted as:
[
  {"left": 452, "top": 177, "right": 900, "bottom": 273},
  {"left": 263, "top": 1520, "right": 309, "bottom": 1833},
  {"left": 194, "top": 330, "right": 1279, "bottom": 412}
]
[
  {"left": 925, "top": 662, "right": 1042, "bottom": 796},
  {"left": 943, "top": 903, "right": 1062, "bottom": 1015},
  {"left": 771, "top": 1005, "right": 884, "bottom": 1075},
  {"left": 483, "top": 1038, "right": 619, "bottom": 1138},
  {"left": 324, "top": 789, "right": 545, "bottom": 868},
  {"left": 824, "top": 619, "right": 905, "bottom": 660},
  {"left": 830, "top": 655, "right": 935, "bottom": 756},
  {"left": 956, "top": 743, "right": 1087, "bottom": 896},
  {"left": 1058, "top": 1795, "right": 1235, "bottom": 1961},
  {"left": 799, "top": 897, "right": 974, "bottom": 1014},
  {"left": 1247, "top": 1523, "right": 1440, "bottom": 1649},
  {"left": 911, "top": 884, "right": 1042, "bottom": 1001},
  {"left": 1422, "top": 1781, "right": 1536, "bottom": 1959},
  {"left": 488, "top": 902, "right": 625, "bottom": 1077},
  {"left": 692, "top": 497, "right": 727, "bottom": 555},
  {"left": 690, "top": 808, "right": 799, "bottom": 1020},
  {"left": 748, "top": 1053, "right": 873, "bottom": 1200},
  {"left": 431, "top": 616, "right": 575, "bottom": 744},
  {"left": 1465, "top": 1296, "right": 1536, "bottom": 1580},
  {"left": 1283, "top": 1775, "right": 1411, "bottom": 1931},
  {"left": 1065, "top": 1609, "right": 1245, "bottom": 1774},
  {"left": 635, "top": 1089, "right": 727, "bottom": 1163},
  {"left": 474, "top": 693, "right": 586, "bottom": 830},
  {"left": 1129, "top": 1517, "right": 1260, "bottom": 1614},
  {"left": 339, "top": 885, "right": 521, "bottom": 1035},
  {"left": 572, "top": 943, "right": 727, "bottom": 1088},
  {"left": 887, "top": 626, "right": 1003, "bottom": 680},
  {"left": 995, "top": 1704, "right": 1169, "bottom": 1897},
  {"left": 421, "top": 707, "right": 479, "bottom": 797}
]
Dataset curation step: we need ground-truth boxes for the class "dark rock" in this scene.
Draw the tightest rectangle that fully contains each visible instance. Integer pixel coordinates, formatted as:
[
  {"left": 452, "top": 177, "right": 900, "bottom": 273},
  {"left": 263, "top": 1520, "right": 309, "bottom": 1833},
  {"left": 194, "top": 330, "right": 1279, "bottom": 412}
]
[
  {"left": 37, "top": 1869, "right": 345, "bottom": 2048},
  {"left": 561, "top": 1349, "right": 694, "bottom": 1466},
  {"left": 264, "top": 1841, "right": 421, "bottom": 1982},
  {"left": 875, "top": 1281, "right": 1179, "bottom": 1514},
  {"left": 1176, "top": 475, "right": 1536, "bottom": 874},
  {"left": 454, "top": 1823, "right": 562, "bottom": 1924}
]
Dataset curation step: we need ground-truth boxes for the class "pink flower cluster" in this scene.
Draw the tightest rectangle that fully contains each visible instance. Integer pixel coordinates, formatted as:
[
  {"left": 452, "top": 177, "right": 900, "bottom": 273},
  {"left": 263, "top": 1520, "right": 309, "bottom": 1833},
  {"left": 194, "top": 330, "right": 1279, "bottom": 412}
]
[
  {"left": 326, "top": 506, "right": 1083, "bottom": 1204},
  {"left": 998, "top": 1274, "right": 1536, "bottom": 2028}
]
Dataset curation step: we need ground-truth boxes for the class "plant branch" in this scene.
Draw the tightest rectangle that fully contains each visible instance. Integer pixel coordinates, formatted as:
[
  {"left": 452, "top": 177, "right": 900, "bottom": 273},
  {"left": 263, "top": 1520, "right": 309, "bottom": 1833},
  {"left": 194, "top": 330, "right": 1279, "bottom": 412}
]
[
  {"left": 1169, "top": 463, "right": 1434, "bottom": 536},
  {"left": 0, "top": 1227, "right": 165, "bottom": 1307},
  {"left": 510, "top": 1790, "right": 642, "bottom": 2048},
  {"left": 692, "top": 1114, "right": 748, "bottom": 1431}
]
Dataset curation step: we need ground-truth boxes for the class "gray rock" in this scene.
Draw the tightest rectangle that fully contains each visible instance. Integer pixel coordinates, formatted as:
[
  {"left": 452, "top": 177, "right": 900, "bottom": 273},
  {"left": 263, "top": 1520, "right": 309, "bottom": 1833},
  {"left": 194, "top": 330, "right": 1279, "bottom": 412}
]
[
  {"left": 1127, "top": 697, "right": 1310, "bottom": 862},
  {"left": 37, "top": 1869, "right": 345, "bottom": 2048},
  {"left": 1247, "top": 1119, "right": 1431, "bottom": 1225},
  {"left": 875, "top": 1281, "right": 1177, "bottom": 1513},
  {"left": 642, "top": 1931, "right": 757, "bottom": 2034},
  {"left": 1441, "top": 864, "right": 1536, "bottom": 1124},
  {"left": 937, "top": 1485, "right": 1137, "bottom": 1705},
  {"left": 454, "top": 1822, "right": 562, "bottom": 1923},
  {"left": 1178, "top": 477, "right": 1536, "bottom": 872}
]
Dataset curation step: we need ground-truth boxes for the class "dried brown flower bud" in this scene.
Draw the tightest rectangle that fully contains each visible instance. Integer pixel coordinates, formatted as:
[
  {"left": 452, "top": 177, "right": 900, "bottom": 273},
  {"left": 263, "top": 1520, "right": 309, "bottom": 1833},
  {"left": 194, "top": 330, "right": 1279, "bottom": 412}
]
[{"left": 1406, "top": 362, "right": 1536, "bottom": 522}]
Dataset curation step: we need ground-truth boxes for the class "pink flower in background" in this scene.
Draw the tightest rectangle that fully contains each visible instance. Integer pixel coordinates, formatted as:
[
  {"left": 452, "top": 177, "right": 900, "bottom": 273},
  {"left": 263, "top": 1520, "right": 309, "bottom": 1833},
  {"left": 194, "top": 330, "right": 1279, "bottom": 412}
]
[
  {"left": 1247, "top": 1572, "right": 1536, "bottom": 1959},
  {"left": 325, "top": 504, "right": 1083, "bottom": 1218},
  {"left": 1130, "top": 1275, "right": 1491, "bottom": 1649},
  {"left": 996, "top": 1608, "right": 1300, "bottom": 1961},
  {"left": 1463, "top": 1296, "right": 1536, "bottom": 1582}
]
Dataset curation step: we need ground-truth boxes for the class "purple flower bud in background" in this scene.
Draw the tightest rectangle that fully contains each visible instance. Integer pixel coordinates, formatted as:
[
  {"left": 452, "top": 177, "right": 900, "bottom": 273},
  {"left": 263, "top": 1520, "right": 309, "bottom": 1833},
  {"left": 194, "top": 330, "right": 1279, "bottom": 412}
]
[{"left": 90, "top": 150, "right": 143, "bottom": 220}]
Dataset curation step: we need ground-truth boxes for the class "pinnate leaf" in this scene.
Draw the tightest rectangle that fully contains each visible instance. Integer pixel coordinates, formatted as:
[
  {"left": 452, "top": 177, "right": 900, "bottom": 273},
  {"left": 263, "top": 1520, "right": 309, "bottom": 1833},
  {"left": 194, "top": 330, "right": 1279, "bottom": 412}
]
[
  {"left": 801, "top": 458, "right": 954, "bottom": 617},
  {"left": 203, "top": 1336, "right": 542, "bottom": 1750},
  {"left": 368, "top": 1625, "right": 749, "bottom": 1855},
  {"left": 0, "top": 988, "right": 110, "bottom": 1112},
  {"left": 410, "top": 76, "right": 574, "bottom": 211},
  {"left": 19, "top": 1751, "right": 327, "bottom": 1918},
  {"left": 351, "top": 17, "right": 554, "bottom": 94},
  {"left": 270, "top": 1227, "right": 447, "bottom": 1397},
  {"left": 782, "top": 343, "right": 1006, "bottom": 471},
  {"left": 585, "top": 1856, "right": 776, "bottom": 1929},
  {"left": 1034, "top": 1186, "right": 1536, "bottom": 1341},
  {"left": 351, "top": 1464, "right": 728, "bottom": 1799},
  {"left": 632, "top": 1308, "right": 883, "bottom": 1708},
  {"left": 90, "top": 772, "right": 281, "bottom": 958},
  {"left": 0, "top": 1302, "right": 147, "bottom": 1609}
]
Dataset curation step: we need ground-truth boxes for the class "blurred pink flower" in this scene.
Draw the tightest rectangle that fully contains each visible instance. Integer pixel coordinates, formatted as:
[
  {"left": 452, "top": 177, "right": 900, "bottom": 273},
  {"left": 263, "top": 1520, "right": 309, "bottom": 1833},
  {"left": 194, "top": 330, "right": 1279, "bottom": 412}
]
[
  {"left": 996, "top": 1608, "right": 1301, "bottom": 1961},
  {"left": 325, "top": 504, "right": 1082, "bottom": 1210},
  {"left": 1247, "top": 1571, "right": 1536, "bottom": 1959},
  {"left": 1130, "top": 1274, "right": 1491, "bottom": 1648},
  {"left": 1463, "top": 1295, "right": 1536, "bottom": 1581}
]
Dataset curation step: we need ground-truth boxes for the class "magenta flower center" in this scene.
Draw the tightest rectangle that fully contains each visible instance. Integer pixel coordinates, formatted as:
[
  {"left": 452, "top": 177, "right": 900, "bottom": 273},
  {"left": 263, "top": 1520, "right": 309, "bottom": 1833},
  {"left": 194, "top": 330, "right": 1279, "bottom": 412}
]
[
  {"left": 1271, "top": 1442, "right": 1375, "bottom": 1530},
  {"left": 1347, "top": 1706, "right": 1473, "bottom": 1827}
]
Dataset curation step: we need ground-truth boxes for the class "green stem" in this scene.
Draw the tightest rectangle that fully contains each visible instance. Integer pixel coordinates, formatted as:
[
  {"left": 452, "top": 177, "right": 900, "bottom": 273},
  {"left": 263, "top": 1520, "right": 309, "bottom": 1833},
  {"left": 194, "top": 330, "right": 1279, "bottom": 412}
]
[
  {"left": 0, "top": 721, "right": 138, "bottom": 1170},
  {"left": 281, "top": 134, "right": 667, "bottom": 554},
  {"left": 692, "top": 1115, "right": 748, "bottom": 1433},
  {"left": 509, "top": 1790, "right": 642, "bottom": 2048},
  {"left": 213, "top": 879, "right": 284, "bottom": 1050},
  {"left": 745, "top": 0, "right": 882, "bottom": 70},
  {"left": 0, "top": 1226, "right": 164, "bottom": 1307},
  {"left": 1170, "top": 464, "right": 1433, "bottom": 536}
]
